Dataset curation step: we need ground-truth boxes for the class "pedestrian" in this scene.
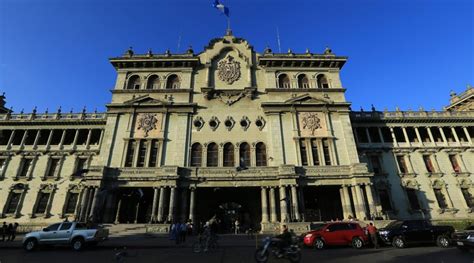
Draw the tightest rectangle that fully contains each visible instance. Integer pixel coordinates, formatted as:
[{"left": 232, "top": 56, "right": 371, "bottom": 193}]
[
  {"left": 7, "top": 223, "right": 13, "bottom": 241},
  {"left": 234, "top": 219, "right": 240, "bottom": 234},
  {"left": 169, "top": 222, "right": 178, "bottom": 244},
  {"left": 179, "top": 221, "right": 187, "bottom": 244},
  {"left": 1, "top": 222, "right": 7, "bottom": 242},
  {"left": 367, "top": 222, "right": 378, "bottom": 249},
  {"left": 10, "top": 223, "right": 19, "bottom": 242}
]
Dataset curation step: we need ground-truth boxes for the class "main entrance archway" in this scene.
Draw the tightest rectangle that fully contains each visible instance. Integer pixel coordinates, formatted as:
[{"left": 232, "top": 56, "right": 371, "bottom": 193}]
[
  {"left": 303, "top": 186, "right": 343, "bottom": 221},
  {"left": 116, "top": 187, "right": 153, "bottom": 224},
  {"left": 195, "top": 187, "right": 261, "bottom": 233}
]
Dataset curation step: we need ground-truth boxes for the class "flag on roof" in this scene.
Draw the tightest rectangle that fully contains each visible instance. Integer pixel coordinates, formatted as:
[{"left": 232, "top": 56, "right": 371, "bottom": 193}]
[{"left": 212, "top": 0, "right": 230, "bottom": 17}]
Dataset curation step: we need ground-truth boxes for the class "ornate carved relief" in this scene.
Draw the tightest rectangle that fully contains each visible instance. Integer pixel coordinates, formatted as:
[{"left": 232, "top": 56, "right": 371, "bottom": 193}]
[
  {"left": 193, "top": 116, "right": 205, "bottom": 131},
  {"left": 255, "top": 116, "right": 266, "bottom": 131},
  {"left": 239, "top": 116, "right": 251, "bottom": 131},
  {"left": 201, "top": 88, "right": 256, "bottom": 106},
  {"left": 298, "top": 112, "right": 327, "bottom": 137},
  {"left": 224, "top": 116, "right": 235, "bottom": 131},
  {"left": 209, "top": 116, "right": 220, "bottom": 131},
  {"left": 137, "top": 113, "right": 158, "bottom": 137},
  {"left": 217, "top": 55, "right": 241, "bottom": 84}
]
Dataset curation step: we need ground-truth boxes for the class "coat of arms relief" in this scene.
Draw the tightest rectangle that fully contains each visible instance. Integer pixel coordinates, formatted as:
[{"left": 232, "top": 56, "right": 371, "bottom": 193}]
[
  {"left": 301, "top": 112, "right": 322, "bottom": 135},
  {"left": 137, "top": 113, "right": 158, "bottom": 137},
  {"left": 217, "top": 55, "right": 241, "bottom": 84}
]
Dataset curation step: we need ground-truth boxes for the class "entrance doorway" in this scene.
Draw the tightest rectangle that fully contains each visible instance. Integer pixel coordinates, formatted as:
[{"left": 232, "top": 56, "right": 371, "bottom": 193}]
[
  {"left": 195, "top": 187, "right": 261, "bottom": 233},
  {"left": 303, "top": 186, "right": 343, "bottom": 221},
  {"left": 116, "top": 188, "right": 153, "bottom": 223}
]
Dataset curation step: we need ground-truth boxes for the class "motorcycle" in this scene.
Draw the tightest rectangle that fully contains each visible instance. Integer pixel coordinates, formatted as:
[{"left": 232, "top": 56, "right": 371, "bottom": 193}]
[{"left": 255, "top": 236, "right": 301, "bottom": 263}]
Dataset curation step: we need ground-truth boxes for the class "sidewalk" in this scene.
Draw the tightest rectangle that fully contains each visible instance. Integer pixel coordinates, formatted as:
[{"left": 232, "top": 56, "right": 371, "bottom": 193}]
[{"left": 0, "top": 233, "right": 261, "bottom": 250}]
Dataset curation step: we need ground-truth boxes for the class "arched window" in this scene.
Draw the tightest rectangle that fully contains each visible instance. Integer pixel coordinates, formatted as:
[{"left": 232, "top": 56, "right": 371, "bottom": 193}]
[
  {"left": 297, "top": 74, "right": 309, "bottom": 89},
  {"left": 255, "top": 142, "right": 267, "bottom": 166},
  {"left": 278, "top": 74, "right": 290, "bottom": 89},
  {"left": 207, "top": 143, "right": 218, "bottom": 167},
  {"left": 317, "top": 74, "right": 329, "bottom": 89},
  {"left": 239, "top": 142, "right": 251, "bottom": 167},
  {"left": 127, "top": 75, "right": 141, "bottom": 90},
  {"left": 146, "top": 75, "right": 160, "bottom": 89},
  {"left": 166, "top": 74, "right": 180, "bottom": 89},
  {"left": 223, "top": 143, "right": 234, "bottom": 167},
  {"left": 191, "top": 143, "right": 202, "bottom": 167}
]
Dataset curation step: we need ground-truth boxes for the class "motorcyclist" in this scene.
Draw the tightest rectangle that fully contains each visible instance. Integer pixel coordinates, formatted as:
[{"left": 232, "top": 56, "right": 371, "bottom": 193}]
[{"left": 272, "top": 225, "right": 292, "bottom": 257}]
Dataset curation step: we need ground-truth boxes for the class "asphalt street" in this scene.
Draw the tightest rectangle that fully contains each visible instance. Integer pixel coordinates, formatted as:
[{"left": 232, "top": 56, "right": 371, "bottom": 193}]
[{"left": 0, "top": 235, "right": 472, "bottom": 263}]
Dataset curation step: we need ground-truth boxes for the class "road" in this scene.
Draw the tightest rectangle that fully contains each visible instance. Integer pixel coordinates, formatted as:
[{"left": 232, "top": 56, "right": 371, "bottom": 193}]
[{"left": 0, "top": 235, "right": 472, "bottom": 263}]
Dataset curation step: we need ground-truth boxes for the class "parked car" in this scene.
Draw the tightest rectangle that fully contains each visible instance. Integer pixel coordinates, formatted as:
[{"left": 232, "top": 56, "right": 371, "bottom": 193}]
[
  {"left": 22, "top": 222, "right": 109, "bottom": 251},
  {"left": 452, "top": 225, "right": 474, "bottom": 252},
  {"left": 303, "top": 222, "right": 368, "bottom": 249},
  {"left": 377, "top": 220, "right": 454, "bottom": 248}
]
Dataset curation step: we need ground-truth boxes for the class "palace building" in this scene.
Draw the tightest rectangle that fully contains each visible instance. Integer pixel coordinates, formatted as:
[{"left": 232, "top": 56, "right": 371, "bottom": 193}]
[{"left": 0, "top": 32, "right": 473, "bottom": 232}]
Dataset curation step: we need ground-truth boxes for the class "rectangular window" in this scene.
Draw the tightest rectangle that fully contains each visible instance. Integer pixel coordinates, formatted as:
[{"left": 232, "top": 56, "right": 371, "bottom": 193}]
[
  {"left": 423, "top": 155, "right": 435, "bottom": 173},
  {"left": 461, "top": 188, "right": 474, "bottom": 208},
  {"left": 74, "top": 158, "right": 87, "bottom": 177},
  {"left": 434, "top": 189, "right": 448, "bottom": 209},
  {"left": 396, "top": 156, "right": 408, "bottom": 174},
  {"left": 0, "top": 130, "right": 12, "bottom": 145},
  {"left": 46, "top": 158, "right": 60, "bottom": 178},
  {"left": 380, "top": 127, "right": 393, "bottom": 143},
  {"left": 24, "top": 130, "right": 38, "bottom": 145},
  {"left": 37, "top": 130, "right": 51, "bottom": 145},
  {"left": 50, "top": 130, "right": 63, "bottom": 145},
  {"left": 148, "top": 140, "right": 159, "bottom": 167},
  {"left": 6, "top": 192, "right": 21, "bottom": 214},
  {"left": 369, "top": 156, "right": 382, "bottom": 175},
  {"left": 393, "top": 127, "right": 406, "bottom": 142},
  {"left": 124, "top": 140, "right": 136, "bottom": 167},
  {"left": 355, "top": 127, "right": 369, "bottom": 143},
  {"left": 322, "top": 139, "right": 331, "bottom": 165},
  {"left": 431, "top": 127, "right": 444, "bottom": 142},
  {"left": 35, "top": 192, "right": 50, "bottom": 214},
  {"left": 418, "top": 127, "right": 431, "bottom": 143},
  {"left": 136, "top": 140, "right": 147, "bottom": 167},
  {"left": 449, "top": 155, "right": 461, "bottom": 173},
  {"left": 12, "top": 130, "right": 25, "bottom": 145},
  {"left": 65, "top": 192, "right": 79, "bottom": 214},
  {"left": 310, "top": 139, "right": 320, "bottom": 166},
  {"left": 406, "top": 188, "right": 420, "bottom": 210},
  {"left": 368, "top": 127, "right": 381, "bottom": 143},
  {"left": 378, "top": 189, "right": 393, "bottom": 211},
  {"left": 18, "top": 159, "right": 32, "bottom": 178},
  {"left": 299, "top": 139, "right": 308, "bottom": 166}
]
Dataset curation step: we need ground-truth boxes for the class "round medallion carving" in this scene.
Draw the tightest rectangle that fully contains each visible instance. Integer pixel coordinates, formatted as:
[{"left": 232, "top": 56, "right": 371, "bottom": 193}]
[{"left": 217, "top": 55, "right": 241, "bottom": 84}]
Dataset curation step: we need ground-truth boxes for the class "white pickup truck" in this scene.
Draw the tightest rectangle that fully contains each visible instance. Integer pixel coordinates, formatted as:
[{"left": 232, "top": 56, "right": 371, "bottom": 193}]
[{"left": 23, "top": 222, "right": 109, "bottom": 251}]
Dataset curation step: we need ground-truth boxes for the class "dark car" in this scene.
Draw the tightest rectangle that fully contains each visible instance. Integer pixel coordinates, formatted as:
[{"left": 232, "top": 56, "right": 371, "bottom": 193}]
[
  {"left": 302, "top": 222, "right": 368, "bottom": 249},
  {"left": 452, "top": 225, "right": 474, "bottom": 252},
  {"left": 378, "top": 220, "right": 454, "bottom": 249}
]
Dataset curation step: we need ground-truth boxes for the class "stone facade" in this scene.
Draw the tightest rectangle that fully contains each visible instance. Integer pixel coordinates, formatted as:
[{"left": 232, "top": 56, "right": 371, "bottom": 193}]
[{"left": 0, "top": 33, "right": 472, "bottom": 231}]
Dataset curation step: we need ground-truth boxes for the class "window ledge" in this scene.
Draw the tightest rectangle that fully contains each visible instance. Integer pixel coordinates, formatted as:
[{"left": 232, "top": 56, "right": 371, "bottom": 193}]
[
  {"left": 437, "top": 208, "right": 458, "bottom": 214},
  {"left": 426, "top": 172, "right": 444, "bottom": 178},
  {"left": 398, "top": 172, "right": 417, "bottom": 178},
  {"left": 452, "top": 172, "right": 470, "bottom": 177}
]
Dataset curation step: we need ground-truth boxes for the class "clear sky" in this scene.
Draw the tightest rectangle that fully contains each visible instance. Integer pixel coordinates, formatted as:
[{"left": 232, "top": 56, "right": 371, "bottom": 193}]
[{"left": 0, "top": 0, "right": 472, "bottom": 113}]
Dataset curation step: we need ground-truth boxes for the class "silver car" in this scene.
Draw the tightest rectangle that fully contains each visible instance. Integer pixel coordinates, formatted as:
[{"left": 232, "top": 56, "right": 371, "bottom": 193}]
[{"left": 23, "top": 222, "right": 108, "bottom": 251}]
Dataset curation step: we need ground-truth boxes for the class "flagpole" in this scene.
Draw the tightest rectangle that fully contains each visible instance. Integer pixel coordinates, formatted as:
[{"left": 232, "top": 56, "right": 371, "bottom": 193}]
[{"left": 226, "top": 16, "right": 231, "bottom": 35}]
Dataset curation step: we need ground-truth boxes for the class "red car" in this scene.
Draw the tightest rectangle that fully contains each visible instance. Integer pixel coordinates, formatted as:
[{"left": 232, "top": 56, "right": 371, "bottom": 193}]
[{"left": 303, "top": 222, "right": 368, "bottom": 249}]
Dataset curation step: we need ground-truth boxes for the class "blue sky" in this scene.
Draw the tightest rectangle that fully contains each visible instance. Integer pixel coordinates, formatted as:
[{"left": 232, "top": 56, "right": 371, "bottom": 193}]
[{"left": 0, "top": 0, "right": 472, "bottom": 113}]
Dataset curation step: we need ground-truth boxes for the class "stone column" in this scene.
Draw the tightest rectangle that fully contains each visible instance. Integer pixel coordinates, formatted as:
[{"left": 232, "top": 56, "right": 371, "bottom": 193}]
[
  {"left": 89, "top": 187, "right": 101, "bottom": 221},
  {"left": 365, "top": 184, "right": 376, "bottom": 217},
  {"left": 291, "top": 185, "right": 300, "bottom": 221},
  {"left": 279, "top": 186, "right": 288, "bottom": 223},
  {"left": 180, "top": 188, "right": 188, "bottom": 222},
  {"left": 350, "top": 185, "right": 361, "bottom": 219},
  {"left": 261, "top": 187, "right": 269, "bottom": 223},
  {"left": 269, "top": 187, "right": 277, "bottom": 223},
  {"left": 439, "top": 127, "right": 448, "bottom": 144},
  {"left": 79, "top": 187, "right": 90, "bottom": 221},
  {"left": 355, "top": 184, "right": 367, "bottom": 219},
  {"left": 462, "top": 127, "right": 472, "bottom": 144},
  {"left": 427, "top": 127, "right": 435, "bottom": 143},
  {"left": 157, "top": 187, "right": 166, "bottom": 222},
  {"left": 451, "top": 127, "right": 460, "bottom": 144},
  {"left": 150, "top": 187, "right": 159, "bottom": 223},
  {"left": 342, "top": 185, "right": 352, "bottom": 219},
  {"left": 114, "top": 198, "right": 122, "bottom": 224},
  {"left": 167, "top": 187, "right": 176, "bottom": 222},
  {"left": 85, "top": 187, "right": 96, "bottom": 220},
  {"left": 134, "top": 202, "right": 140, "bottom": 223},
  {"left": 339, "top": 187, "right": 348, "bottom": 219},
  {"left": 389, "top": 127, "right": 398, "bottom": 147},
  {"left": 189, "top": 187, "right": 196, "bottom": 222},
  {"left": 414, "top": 127, "right": 422, "bottom": 144}
]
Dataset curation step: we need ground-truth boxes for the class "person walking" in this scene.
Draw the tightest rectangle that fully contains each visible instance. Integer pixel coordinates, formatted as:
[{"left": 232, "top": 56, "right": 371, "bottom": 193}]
[
  {"left": 1, "top": 222, "right": 7, "bottom": 242},
  {"left": 6, "top": 223, "right": 13, "bottom": 241},
  {"left": 10, "top": 223, "right": 19, "bottom": 241},
  {"left": 234, "top": 219, "right": 240, "bottom": 234},
  {"left": 367, "top": 222, "right": 378, "bottom": 249},
  {"left": 179, "top": 221, "right": 187, "bottom": 244}
]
